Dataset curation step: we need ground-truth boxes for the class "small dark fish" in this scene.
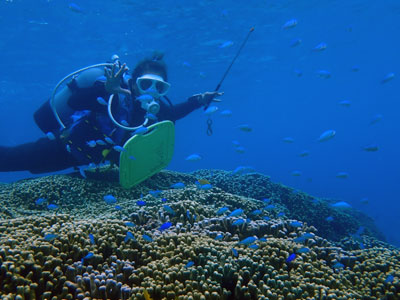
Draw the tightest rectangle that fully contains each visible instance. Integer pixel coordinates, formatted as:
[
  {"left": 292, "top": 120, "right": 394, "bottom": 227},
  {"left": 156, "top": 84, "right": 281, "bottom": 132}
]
[
  {"left": 363, "top": 144, "right": 379, "bottom": 152},
  {"left": 282, "top": 18, "right": 298, "bottom": 29},
  {"left": 290, "top": 38, "right": 302, "bottom": 47},
  {"left": 159, "top": 222, "right": 172, "bottom": 231},
  {"left": 35, "top": 198, "right": 46, "bottom": 205},
  {"left": 103, "top": 194, "right": 117, "bottom": 205},
  {"left": 124, "top": 232, "right": 135, "bottom": 243},
  {"left": 136, "top": 200, "right": 146, "bottom": 206},
  {"left": 142, "top": 234, "right": 153, "bottom": 242},
  {"left": 89, "top": 233, "right": 95, "bottom": 244},
  {"left": 231, "top": 248, "right": 238, "bottom": 257},
  {"left": 44, "top": 234, "right": 57, "bottom": 241},
  {"left": 286, "top": 253, "right": 296, "bottom": 263},
  {"left": 163, "top": 205, "right": 175, "bottom": 215},
  {"left": 171, "top": 182, "right": 185, "bottom": 189},
  {"left": 47, "top": 204, "right": 58, "bottom": 210},
  {"left": 185, "top": 261, "right": 194, "bottom": 268},
  {"left": 68, "top": 3, "right": 83, "bottom": 13}
]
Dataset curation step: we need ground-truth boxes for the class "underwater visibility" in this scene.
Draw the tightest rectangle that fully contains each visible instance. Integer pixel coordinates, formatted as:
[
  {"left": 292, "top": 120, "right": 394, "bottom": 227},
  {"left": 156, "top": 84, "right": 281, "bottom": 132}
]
[{"left": 0, "top": 0, "right": 399, "bottom": 299}]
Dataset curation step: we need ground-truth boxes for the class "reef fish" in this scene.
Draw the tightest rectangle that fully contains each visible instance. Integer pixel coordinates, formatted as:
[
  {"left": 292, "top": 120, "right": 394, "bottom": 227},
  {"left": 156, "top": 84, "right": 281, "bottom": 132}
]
[
  {"left": 47, "top": 204, "right": 58, "bottom": 210},
  {"left": 290, "top": 221, "right": 302, "bottom": 228},
  {"left": 44, "top": 234, "right": 57, "bottom": 241},
  {"left": 318, "top": 129, "right": 336, "bottom": 142},
  {"left": 96, "top": 97, "right": 107, "bottom": 105},
  {"left": 282, "top": 19, "right": 298, "bottom": 29},
  {"left": 363, "top": 144, "right": 379, "bottom": 152},
  {"left": 204, "top": 105, "right": 219, "bottom": 115},
  {"left": 381, "top": 72, "right": 395, "bottom": 84},
  {"left": 290, "top": 38, "right": 302, "bottom": 47},
  {"left": 186, "top": 154, "right": 202, "bottom": 161},
  {"left": 185, "top": 261, "right": 195, "bottom": 268},
  {"left": 35, "top": 198, "right": 46, "bottom": 205},
  {"left": 136, "top": 200, "right": 146, "bottom": 206},
  {"left": 316, "top": 70, "right": 331, "bottom": 79},
  {"left": 217, "top": 207, "right": 229, "bottom": 215},
  {"left": 124, "top": 232, "right": 136, "bottom": 243},
  {"left": 336, "top": 172, "right": 349, "bottom": 179},
  {"left": 232, "top": 219, "right": 245, "bottom": 226},
  {"left": 286, "top": 253, "right": 296, "bottom": 263},
  {"left": 228, "top": 209, "right": 244, "bottom": 217},
  {"left": 89, "top": 233, "right": 95, "bottom": 244},
  {"left": 220, "top": 109, "right": 232, "bottom": 117},
  {"left": 159, "top": 222, "right": 172, "bottom": 231},
  {"left": 236, "top": 124, "right": 253, "bottom": 132},
  {"left": 331, "top": 201, "right": 352, "bottom": 209},
  {"left": 163, "top": 205, "right": 175, "bottom": 215},
  {"left": 142, "top": 234, "right": 153, "bottom": 242},
  {"left": 238, "top": 236, "right": 257, "bottom": 245},
  {"left": 103, "top": 194, "right": 117, "bottom": 205},
  {"left": 312, "top": 42, "right": 327, "bottom": 51},
  {"left": 297, "top": 247, "right": 310, "bottom": 254},
  {"left": 171, "top": 182, "right": 185, "bottom": 189}
]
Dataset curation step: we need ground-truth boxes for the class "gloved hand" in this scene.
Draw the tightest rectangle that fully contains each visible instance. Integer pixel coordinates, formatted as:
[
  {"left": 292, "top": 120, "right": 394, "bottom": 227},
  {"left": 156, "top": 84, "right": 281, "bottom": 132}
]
[
  {"left": 104, "top": 63, "right": 131, "bottom": 95},
  {"left": 189, "top": 91, "right": 224, "bottom": 107}
]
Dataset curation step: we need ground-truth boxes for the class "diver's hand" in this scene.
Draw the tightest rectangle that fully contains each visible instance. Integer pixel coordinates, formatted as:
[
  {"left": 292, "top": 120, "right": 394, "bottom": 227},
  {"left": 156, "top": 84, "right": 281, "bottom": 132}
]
[
  {"left": 104, "top": 63, "right": 131, "bottom": 96},
  {"left": 189, "top": 91, "right": 224, "bottom": 106}
]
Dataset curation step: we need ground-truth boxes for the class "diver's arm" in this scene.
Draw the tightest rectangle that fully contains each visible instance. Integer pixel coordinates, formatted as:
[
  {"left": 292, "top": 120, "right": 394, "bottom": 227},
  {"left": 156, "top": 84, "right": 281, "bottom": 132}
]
[{"left": 163, "top": 91, "right": 223, "bottom": 121}]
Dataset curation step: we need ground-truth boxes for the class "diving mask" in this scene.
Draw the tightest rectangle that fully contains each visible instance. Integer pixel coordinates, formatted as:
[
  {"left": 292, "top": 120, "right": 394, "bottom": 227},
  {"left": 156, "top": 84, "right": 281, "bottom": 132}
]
[{"left": 136, "top": 74, "right": 170, "bottom": 98}]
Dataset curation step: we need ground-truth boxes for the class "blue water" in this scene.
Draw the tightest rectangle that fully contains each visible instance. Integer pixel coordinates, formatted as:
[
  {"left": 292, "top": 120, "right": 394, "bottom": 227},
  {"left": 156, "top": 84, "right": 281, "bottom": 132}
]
[{"left": 0, "top": 0, "right": 399, "bottom": 246}]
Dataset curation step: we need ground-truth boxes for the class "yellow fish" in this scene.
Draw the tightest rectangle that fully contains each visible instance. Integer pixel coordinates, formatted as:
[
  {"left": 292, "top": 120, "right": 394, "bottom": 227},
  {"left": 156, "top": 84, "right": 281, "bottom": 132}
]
[
  {"left": 143, "top": 289, "right": 152, "bottom": 300},
  {"left": 197, "top": 179, "right": 210, "bottom": 185}
]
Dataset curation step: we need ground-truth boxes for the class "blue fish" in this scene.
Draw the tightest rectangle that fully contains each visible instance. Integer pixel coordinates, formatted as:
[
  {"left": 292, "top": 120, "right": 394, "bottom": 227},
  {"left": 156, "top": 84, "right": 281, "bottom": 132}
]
[
  {"left": 47, "top": 204, "right": 58, "bottom": 210},
  {"left": 262, "top": 198, "right": 271, "bottom": 204},
  {"left": 142, "top": 234, "right": 153, "bottom": 242},
  {"left": 136, "top": 200, "right": 146, "bottom": 206},
  {"left": 161, "top": 197, "right": 167, "bottom": 202},
  {"left": 363, "top": 144, "right": 379, "bottom": 152},
  {"left": 115, "top": 205, "right": 122, "bottom": 210},
  {"left": 231, "top": 248, "right": 238, "bottom": 257},
  {"left": 293, "top": 236, "right": 306, "bottom": 243},
  {"left": 381, "top": 72, "right": 395, "bottom": 84},
  {"left": 331, "top": 201, "right": 352, "bottom": 209},
  {"left": 318, "top": 129, "right": 336, "bottom": 142},
  {"left": 68, "top": 3, "right": 83, "bottom": 13},
  {"left": 217, "top": 207, "right": 229, "bottom": 215},
  {"left": 333, "top": 262, "right": 344, "bottom": 269},
  {"left": 46, "top": 132, "right": 56, "bottom": 140},
  {"left": 264, "top": 204, "right": 275, "bottom": 211},
  {"left": 326, "top": 216, "right": 334, "bottom": 222},
  {"left": 232, "top": 219, "right": 245, "bottom": 226},
  {"left": 312, "top": 42, "right": 327, "bottom": 51},
  {"left": 104, "top": 194, "right": 117, "bottom": 205},
  {"left": 199, "top": 184, "right": 213, "bottom": 190},
  {"left": 133, "top": 127, "right": 148, "bottom": 135},
  {"left": 96, "top": 97, "right": 107, "bottom": 105},
  {"left": 204, "top": 105, "right": 219, "bottom": 115},
  {"left": 259, "top": 237, "right": 267, "bottom": 242},
  {"left": 185, "top": 261, "right": 194, "bottom": 268},
  {"left": 35, "top": 198, "right": 46, "bottom": 205},
  {"left": 104, "top": 137, "right": 115, "bottom": 144},
  {"left": 44, "top": 234, "right": 57, "bottom": 241},
  {"left": 297, "top": 247, "right": 310, "bottom": 254},
  {"left": 124, "top": 232, "right": 135, "bottom": 243},
  {"left": 89, "top": 234, "right": 95, "bottom": 245},
  {"left": 290, "top": 38, "right": 302, "bottom": 47},
  {"left": 286, "top": 253, "right": 296, "bottom": 263},
  {"left": 250, "top": 209, "right": 262, "bottom": 216},
  {"left": 299, "top": 150, "right": 310, "bottom": 157},
  {"left": 215, "top": 234, "right": 224, "bottom": 240},
  {"left": 82, "top": 252, "right": 94, "bottom": 260},
  {"left": 282, "top": 18, "right": 298, "bottom": 29},
  {"left": 171, "top": 182, "right": 185, "bottom": 189},
  {"left": 263, "top": 216, "right": 270, "bottom": 221},
  {"left": 236, "top": 124, "right": 252, "bottom": 132},
  {"left": 163, "top": 205, "right": 175, "bottom": 215},
  {"left": 316, "top": 70, "right": 332, "bottom": 79},
  {"left": 219, "top": 40, "right": 234, "bottom": 48},
  {"left": 277, "top": 212, "right": 285, "bottom": 217},
  {"left": 228, "top": 209, "right": 244, "bottom": 218},
  {"left": 149, "top": 190, "right": 162, "bottom": 197},
  {"left": 160, "top": 222, "right": 172, "bottom": 231},
  {"left": 238, "top": 236, "right": 257, "bottom": 245},
  {"left": 301, "top": 233, "right": 314, "bottom": 239},
  {"left": 339, "top": 100, "right": 351, "bottom": 107},
  {"left": 220, "top": 109, "right": 232, "bottom": 117},
  {"left": 113, "top": 145, "right": 126, "bottom": 153},
  {"left": 124, "top": 222, "right": 135, "bottom": 227},
  {"left": 369, "top": 114, "right": 383, "bottom": 125},
  {"left": 385, "top": 275, "right": 394, "bottom": 283},
  {"left": 86, "top": 140, "right": 97, "bottom": 148},
  {"left": 96, "top": 139, "right": 107, "bottom": 145},
  {"left": 290, "top": 221, "right": 302, "bottom": 228},
  {"left": 249, "top": 244, "right": 259, "bottom": 250},
  {"left": 186, "top": 209, "right": 191, "bottom": 220}
]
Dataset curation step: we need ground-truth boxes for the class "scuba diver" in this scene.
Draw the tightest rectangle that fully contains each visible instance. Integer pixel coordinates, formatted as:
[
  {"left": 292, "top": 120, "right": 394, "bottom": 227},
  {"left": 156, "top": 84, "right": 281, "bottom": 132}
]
[{"left": 0, "top": 53, "right": 222, "bottom": 174}]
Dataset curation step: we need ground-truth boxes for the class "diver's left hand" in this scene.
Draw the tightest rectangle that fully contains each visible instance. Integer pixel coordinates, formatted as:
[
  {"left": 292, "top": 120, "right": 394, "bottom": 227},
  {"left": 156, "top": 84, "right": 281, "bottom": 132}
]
[
  {"left": 189, "top": 91, "right": 224, "bottom": 106},
  {"left": 104, "top": 63, "right": 131, "bottom": 96}
]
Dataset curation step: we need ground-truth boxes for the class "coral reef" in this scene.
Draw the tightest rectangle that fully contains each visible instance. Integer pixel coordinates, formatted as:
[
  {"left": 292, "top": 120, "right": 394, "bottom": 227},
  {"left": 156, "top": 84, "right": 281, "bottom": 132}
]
[{"left": 0, "top": 169, "right": 398, "bottom": 299}]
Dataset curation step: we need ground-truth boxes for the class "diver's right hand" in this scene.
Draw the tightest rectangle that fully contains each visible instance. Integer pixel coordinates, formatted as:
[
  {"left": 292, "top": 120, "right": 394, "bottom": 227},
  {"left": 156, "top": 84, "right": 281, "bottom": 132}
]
[{"left": 104, "top": 63, "right": 131, "bottom": 96}]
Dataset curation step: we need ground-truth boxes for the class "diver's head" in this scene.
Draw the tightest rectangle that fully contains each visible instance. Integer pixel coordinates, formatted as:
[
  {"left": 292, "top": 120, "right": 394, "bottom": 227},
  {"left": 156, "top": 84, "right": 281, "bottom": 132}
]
[{"left": 131, "top": 52, "right": 170, "bottom": 99}]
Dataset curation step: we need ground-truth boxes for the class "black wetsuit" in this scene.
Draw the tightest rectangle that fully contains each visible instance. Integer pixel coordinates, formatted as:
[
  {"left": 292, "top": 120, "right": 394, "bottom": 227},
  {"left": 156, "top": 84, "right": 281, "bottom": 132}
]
[{"left": 0, "top": 78, "right": 202, "bottom": 174}]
